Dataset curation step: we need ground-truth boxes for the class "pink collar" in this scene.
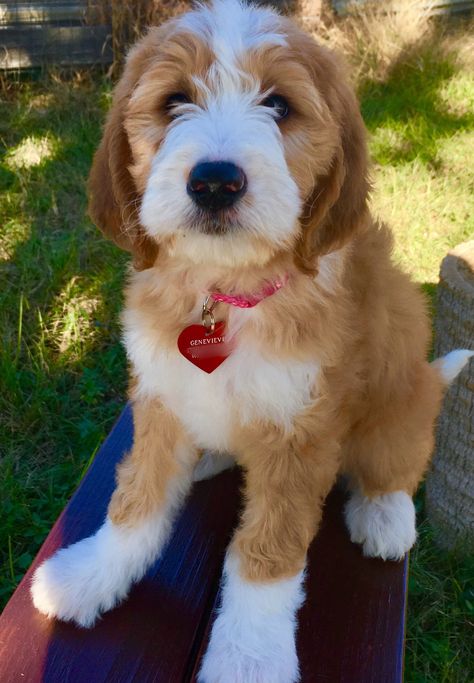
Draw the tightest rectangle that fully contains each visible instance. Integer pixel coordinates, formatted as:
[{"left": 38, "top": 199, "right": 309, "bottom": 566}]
[{"left": 209, "top": 273, "right": 289, "bottom": 309}]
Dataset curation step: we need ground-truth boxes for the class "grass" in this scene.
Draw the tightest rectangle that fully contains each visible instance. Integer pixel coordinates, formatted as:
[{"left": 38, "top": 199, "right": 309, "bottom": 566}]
[
  {"left": 362, "top": 35, "right": 474, "bottom": 283},
  {"left": 1, "top": 8, "right": 473, "bottom": 683},
  {"left": 408, "top": 494, "right": 474, "bottom": 683},
  {"left": 0, "top": 71, "right": 128, "bottom": 605}
]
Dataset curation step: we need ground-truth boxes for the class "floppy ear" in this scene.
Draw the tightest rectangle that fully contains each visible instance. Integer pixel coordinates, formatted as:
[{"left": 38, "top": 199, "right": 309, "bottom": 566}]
[
  {"left": 293, "top": 39, "right": 370, "bottom": 274},
  {"left": 88, "top": 43, "right": 159, "bottom": 270}
]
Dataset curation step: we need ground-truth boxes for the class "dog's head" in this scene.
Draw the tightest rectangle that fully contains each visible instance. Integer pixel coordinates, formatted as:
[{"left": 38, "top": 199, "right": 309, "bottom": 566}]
[{"left": 89, "top": 0, "right": 369, "bottom": 272}]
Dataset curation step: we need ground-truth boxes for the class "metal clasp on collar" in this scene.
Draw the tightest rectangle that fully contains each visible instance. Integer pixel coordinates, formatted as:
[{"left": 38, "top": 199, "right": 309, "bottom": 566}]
[{"left": 202, "top": 295, "right": 217, "bottom": 334}]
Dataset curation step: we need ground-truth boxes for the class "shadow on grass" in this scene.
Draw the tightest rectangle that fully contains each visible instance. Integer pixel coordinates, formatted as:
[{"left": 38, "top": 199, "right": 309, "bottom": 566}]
[
  {"left": 421, "top": 282, "right": 437, "bottom": 309},
  {"left": 407, "top": 484, "right": 474, "bottom": 683},
  {"left": 358, "top": 30, "right": 474, "bottom": 167},
  {"left": 0, "top": 72, "right": 128, "bottom": 607}
]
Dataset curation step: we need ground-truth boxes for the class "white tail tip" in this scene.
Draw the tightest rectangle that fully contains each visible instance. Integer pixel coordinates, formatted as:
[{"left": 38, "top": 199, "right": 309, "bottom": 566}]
[{"left": 432, "top": 349, "right": 474, "bottom": 385}]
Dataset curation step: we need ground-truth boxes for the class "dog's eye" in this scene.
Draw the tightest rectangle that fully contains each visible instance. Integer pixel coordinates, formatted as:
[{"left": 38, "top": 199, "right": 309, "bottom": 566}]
[
  {"left": 261, "top": 94, "right": 290, "bottom": 120},
  {"left": 165, "top": 92, "right": 191, "bottom": 117}
]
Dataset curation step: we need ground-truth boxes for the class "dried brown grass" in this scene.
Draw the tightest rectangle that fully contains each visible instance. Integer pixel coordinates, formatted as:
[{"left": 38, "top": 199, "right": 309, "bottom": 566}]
[
  {"left": 297, "top": 0, "right": 437, "bottom": 88},
  {"left": 95, "top": 0, "right": 441, "bottom": 84},
  {"left": 94, "top": 0, "right": 302, "bottom": 73},
  {"left": 90, "top": 0, "right": 192, "bottom": 72}
]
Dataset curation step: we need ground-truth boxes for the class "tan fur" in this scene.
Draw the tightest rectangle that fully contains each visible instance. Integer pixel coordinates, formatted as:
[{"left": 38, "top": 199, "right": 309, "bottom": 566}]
[
  {"left": 89, "top": 9, "right": 445, "bottom": 582},
  {"left": 230, "top": 402, "right": 344, "bottom": 581},
  {"left": 108, "top": 395, "right": 197, "bottom": 526}
]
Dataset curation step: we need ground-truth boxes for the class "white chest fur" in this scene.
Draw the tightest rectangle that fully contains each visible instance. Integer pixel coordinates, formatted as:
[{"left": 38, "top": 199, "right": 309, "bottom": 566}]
[{"left": 123, "top": 309, "right": 319, "bottom": 452}]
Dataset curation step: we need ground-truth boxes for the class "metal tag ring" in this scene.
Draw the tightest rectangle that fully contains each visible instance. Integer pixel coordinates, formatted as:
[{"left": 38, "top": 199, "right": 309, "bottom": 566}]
[
  {"left": 202, "top": 307, "right": 216, "bottom": 334},
  {"left": 202, "top": 296, "right": 216, "bottom": 334}
]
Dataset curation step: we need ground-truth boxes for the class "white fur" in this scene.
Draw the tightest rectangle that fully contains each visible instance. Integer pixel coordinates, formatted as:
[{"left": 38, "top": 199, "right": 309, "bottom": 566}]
[
  {"left": 193, "top": 451, "right": 236, "bottom": 481},
  {"left": 31, "top": 448, "right": 194, "bottom": 627},
  {"left": 344, "top": 490, "right": 416, "bottom": 561},
  {"left": 432, "top": 349, "right": 474, "bottom": 386},
  {"left": 198, "top": 553, "right": 304, "bottom": 683},
  {"left": 178, "top": 0, "right": 286, "bottom": 59},
  {"left": 124, "top": 302, "right": 319, "bottom": 452},
  {"left": 31, "top": 517, "right": 165, "bottom": 627}
]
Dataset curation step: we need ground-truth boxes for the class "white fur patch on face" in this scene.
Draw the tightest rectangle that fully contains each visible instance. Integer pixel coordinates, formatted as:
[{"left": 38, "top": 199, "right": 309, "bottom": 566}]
[
  {"left": 124, "top": 306, "right": 319, "bottom": 452},
  {"left": 139, "top": 0, "right": 300, "bottom": 266},
  {"left": 344, "top": 490, "right": 416, "bottom": 561},
  {"left": 31, "top": 449, "right": 194, "bottom": 627},
  {"left": 198, "top": 553, "right": 304, "bottom": 683},
  {"left": 177, "top": 0, "right": 287, "bottom": 64},
  {"left": 140, "top": 93, "right": 300, "bottom": 260}
]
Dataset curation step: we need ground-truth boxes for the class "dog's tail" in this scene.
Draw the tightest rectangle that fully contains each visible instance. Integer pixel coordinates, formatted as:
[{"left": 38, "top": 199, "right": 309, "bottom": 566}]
[{"left": 431, "top": 349, "right": 474, "bottom": 387}]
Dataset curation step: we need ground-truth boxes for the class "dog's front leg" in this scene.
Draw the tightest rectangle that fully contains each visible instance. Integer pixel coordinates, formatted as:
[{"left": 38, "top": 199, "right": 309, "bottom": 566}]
[
  {"left": 31, "top": 397, "right": 197, "bottom": 627},
  {"left": 199, "top": 428, "right": 340, "bottom": 683}
]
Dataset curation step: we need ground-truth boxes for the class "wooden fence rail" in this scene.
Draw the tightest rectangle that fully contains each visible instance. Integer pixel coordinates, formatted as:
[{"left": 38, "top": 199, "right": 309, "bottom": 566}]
[
  {"left": 334, "top": 0, "right": 474, "bottom": 14},
  {"left": 0, "top": 1, "right": 112, "bottom": 69},
  {"left": 1, "top": 0, "right": 473, "bottom": 70}
]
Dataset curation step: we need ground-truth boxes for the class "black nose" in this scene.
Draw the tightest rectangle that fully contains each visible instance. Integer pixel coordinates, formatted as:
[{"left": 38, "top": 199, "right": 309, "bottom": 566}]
[{"left": 187, "top": 161, "right": 247, "bottom": 211}]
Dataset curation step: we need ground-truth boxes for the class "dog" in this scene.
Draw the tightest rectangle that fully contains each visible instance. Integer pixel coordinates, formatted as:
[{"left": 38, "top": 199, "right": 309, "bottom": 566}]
[{"left": 31, "top": 1, "right": 473, "bottom": 681}]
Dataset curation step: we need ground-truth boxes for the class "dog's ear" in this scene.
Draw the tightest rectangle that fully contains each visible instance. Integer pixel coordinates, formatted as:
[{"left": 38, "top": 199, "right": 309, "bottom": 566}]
[
  {"left": 88, "top": 43, "right": 159, "bottom": 270},
  {"left": 293, "top": 38, "right": 370, "bottom": 273}
]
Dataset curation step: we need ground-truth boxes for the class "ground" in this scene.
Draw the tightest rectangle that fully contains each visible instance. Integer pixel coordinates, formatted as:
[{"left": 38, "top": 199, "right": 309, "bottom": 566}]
[{"left": 0, "top": 10, "right": 473, "bottom": 682}]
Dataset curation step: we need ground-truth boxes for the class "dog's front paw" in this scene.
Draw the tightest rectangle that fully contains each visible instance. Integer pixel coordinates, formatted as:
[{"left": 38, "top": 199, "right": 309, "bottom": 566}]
[
  {"left": 198, "top": 617, "right": 299, "bottom": 683},
  {"left": 198, "top": 556, "right": 303, "bottom": 683},
  {"left": 31, "top": 520, "right": 141, "bottom": 627},
  {"left": 31, "top": 532, "right": 124, "bottom": 627},
  {"left": 344, "top": 490, "right": 416, "bottom": 561}
]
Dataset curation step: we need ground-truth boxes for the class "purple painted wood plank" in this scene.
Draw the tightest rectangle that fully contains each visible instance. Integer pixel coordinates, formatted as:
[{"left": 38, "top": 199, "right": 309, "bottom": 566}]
[
  {"left": 299, "top": 487, "right": 407, "bottom": 682},
  {"left": 0, "top": 405, "right": 407, "bottom": 682},
  {"left": 191, "top": 487, "right": 407, "bottom": 683},
  {"left": 0, "top": 405, "right": 241, "bottom": 683}
]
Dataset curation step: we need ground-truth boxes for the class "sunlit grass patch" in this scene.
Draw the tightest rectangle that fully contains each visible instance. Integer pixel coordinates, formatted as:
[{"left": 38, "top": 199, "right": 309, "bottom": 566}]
[
  {"left": 353, "top": 12, "right": 474, "bottom": 285},
  {"left": 51, "top": 277, "right": 102, "bottom": 357},
  {"left": 370, "top": 153, "right": 473, "bottom": 282},
  {"left": 28, "top": 92, "right": 56, "bottom": 112},
  {"left": 6, "top": 135, "right": 56, "bottom": 170},
  {"left": 0, "top": 218, "right": 31, "bottom": 261},
  {"left": 437, "top": 71, "right": 474, "bottom": 116},
  {"left": 0, "top": 72, "right": 127, "bottom": 607},
  {"left": 301, "top": 1, "right": 474, "bottom": 289}
]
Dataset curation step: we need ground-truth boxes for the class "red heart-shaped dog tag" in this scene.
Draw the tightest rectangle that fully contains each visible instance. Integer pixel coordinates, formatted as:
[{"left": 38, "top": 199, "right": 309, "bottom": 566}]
[{"left": 177, "top": 321, "right": 231, "bottom": 373}]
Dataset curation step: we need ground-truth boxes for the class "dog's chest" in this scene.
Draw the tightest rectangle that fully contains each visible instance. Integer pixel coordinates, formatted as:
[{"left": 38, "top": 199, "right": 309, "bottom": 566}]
[{"left": 126, "top": 323, "right": 319, "bottom": 451}]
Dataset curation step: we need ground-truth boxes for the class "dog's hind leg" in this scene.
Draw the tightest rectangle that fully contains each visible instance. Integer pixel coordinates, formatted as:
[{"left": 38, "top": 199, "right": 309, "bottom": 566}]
[
  {"left": 342, "top": 359, "right": 448, "bottom": 561},
  {"left": 31, "top": 396, "right": 198, "bottom": 627}
]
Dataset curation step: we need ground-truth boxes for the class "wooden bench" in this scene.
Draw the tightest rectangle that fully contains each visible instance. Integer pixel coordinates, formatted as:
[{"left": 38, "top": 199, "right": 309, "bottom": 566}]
[{"left": 0, "top": 404, "right": 407, "bottom": 682}]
